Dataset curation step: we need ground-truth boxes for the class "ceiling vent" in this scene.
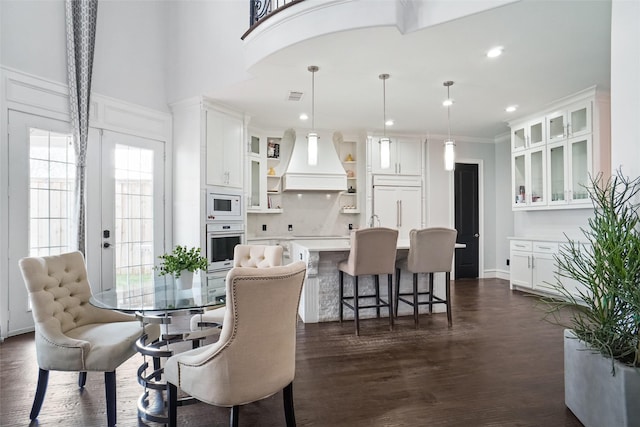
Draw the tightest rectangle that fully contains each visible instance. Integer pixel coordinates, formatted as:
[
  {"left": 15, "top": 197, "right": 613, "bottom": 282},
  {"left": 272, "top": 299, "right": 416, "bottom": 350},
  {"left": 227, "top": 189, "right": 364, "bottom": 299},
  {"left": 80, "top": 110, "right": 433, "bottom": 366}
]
[{"left": 287, "top": 91, "right": 304, "bottom": 101}]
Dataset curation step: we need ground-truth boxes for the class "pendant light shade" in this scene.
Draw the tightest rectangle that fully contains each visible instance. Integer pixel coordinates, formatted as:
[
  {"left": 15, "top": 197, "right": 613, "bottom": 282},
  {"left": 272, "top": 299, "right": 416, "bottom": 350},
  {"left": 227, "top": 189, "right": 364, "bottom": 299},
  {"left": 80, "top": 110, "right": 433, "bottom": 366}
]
[
  {"left": 307, "top": 65, "right": 319, "bottom": 166},
  {"left": 379, "top": 73, "right": 391, "bottom": 169},
  {"left": 443, "top": 81, "right": 456, "bottom": 171}
]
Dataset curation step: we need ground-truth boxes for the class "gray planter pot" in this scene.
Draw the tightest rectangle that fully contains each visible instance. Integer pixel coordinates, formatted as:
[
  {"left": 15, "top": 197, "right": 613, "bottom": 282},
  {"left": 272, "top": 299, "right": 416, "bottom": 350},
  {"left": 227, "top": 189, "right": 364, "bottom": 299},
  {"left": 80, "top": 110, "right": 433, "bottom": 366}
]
[{"left": 564, "top": 329, "right": 640, "bottom": 427}]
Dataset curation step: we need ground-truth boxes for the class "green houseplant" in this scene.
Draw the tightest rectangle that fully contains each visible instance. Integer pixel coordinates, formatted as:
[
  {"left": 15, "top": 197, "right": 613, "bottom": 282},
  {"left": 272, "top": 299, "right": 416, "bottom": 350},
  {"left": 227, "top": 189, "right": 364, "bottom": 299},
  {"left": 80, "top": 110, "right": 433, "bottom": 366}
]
[
  {"left": 545, "top": 170, "right": 640, "bottom": 427},
  {"left": 156, "top": 245, "right": 208, "bottom": 289}
]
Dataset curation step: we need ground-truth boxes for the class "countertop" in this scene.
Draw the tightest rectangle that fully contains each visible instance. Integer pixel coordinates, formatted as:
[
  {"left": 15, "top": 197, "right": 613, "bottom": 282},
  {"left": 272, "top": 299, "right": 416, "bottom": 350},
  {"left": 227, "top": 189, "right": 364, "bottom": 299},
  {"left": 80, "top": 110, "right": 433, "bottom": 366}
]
[{"left": 291, "top": 238, "right": 465, "bottom": 252}]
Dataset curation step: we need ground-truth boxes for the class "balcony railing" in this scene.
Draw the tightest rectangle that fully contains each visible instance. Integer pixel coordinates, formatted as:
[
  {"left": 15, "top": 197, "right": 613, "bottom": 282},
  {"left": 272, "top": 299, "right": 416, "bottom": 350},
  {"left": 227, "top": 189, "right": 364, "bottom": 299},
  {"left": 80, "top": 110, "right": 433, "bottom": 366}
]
[{"left": 243, "top": 0, "right": 305, "bottom": 39}]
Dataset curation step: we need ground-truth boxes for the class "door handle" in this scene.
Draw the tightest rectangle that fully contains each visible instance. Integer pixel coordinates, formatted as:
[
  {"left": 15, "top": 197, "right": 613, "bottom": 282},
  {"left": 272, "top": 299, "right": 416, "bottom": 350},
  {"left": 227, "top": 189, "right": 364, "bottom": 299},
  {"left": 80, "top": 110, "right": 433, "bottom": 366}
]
[
  {"left": 474, "top": 233, "right": 479, "bottom": 238},
  {"left": 103, "top": 242, "right": 111, "bottom": 248},
  {"left": 398, "top": 200, "right": 402, "bottom": 228}
]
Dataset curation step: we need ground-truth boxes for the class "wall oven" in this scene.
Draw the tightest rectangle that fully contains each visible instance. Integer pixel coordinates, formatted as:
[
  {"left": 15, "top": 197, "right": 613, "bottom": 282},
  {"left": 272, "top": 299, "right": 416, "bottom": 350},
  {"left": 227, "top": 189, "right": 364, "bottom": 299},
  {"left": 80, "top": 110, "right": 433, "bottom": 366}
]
[
  {"left": 206, "top": 222, "right": 244, "bottom": 272},
  {"left": 206, "top": 188, "right": 243, "bottom": 222}
]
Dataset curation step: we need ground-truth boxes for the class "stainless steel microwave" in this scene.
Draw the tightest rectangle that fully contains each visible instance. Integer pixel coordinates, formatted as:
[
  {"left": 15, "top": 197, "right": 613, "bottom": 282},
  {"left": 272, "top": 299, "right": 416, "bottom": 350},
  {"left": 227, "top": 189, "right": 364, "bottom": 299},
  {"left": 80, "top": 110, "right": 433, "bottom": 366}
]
[{"left": 206, "top": 188, "right": 243, "bottom": 222}]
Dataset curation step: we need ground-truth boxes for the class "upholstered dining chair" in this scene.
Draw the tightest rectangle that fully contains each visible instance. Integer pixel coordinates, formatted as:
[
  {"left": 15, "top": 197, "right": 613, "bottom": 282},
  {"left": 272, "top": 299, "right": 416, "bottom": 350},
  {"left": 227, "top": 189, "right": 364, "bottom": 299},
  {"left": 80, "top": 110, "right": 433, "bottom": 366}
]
[
  {"left": 395, "top": 227, "right": 458, "bottom": 327},
  {"left": 18, "top": 251, "right": 160, "bottom": 427},
  {"left": 338, "top": 227, "right": 399, "bottom": 335},
  {"left": 189, "top": 244, "right": 283, "bottom": 332},
  {"left": 165, "top": 261, "right": 307, "bottom": 427}
]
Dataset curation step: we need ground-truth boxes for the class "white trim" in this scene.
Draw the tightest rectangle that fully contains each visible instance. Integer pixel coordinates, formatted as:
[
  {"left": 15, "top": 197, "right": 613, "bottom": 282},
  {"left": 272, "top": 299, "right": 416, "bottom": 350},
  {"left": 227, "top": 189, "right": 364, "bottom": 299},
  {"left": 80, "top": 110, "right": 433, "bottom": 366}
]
[{"left": 484, "top": 269, "right": 510, "bottom": 281}]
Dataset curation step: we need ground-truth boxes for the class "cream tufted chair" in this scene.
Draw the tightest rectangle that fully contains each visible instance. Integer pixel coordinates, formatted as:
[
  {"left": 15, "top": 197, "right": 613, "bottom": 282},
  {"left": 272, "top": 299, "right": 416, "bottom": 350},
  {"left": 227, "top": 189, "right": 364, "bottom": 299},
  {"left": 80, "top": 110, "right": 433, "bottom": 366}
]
[
  {"left": 165, "top": 261, "right": 307, "bottom": 427},
  {"left": 190, "top": 244, "right": 283, "bottom": 332},
  {"left": 338, "top": 227, "right": 399, "bottom": 335},
  {"left": 395, "top": 227, "right": 458, "bottom": 328},
  {"left": 18, "top": 251, "right": 160, "bottom": 427}
]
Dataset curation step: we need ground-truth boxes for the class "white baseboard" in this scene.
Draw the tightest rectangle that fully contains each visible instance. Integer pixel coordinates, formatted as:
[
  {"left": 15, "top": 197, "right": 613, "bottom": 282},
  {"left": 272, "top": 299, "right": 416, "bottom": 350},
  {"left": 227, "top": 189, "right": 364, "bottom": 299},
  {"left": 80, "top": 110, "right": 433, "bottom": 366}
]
[{"left": 483, "top": 269, "right": 509, "bottom": 281}]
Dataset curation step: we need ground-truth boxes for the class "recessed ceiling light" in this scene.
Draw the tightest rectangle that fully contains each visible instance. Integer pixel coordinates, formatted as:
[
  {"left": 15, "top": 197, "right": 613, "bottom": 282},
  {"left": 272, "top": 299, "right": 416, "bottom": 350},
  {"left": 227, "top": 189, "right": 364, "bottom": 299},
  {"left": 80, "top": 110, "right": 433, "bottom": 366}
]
[
  {"left": 385, "top": 119, "right": 394, "bottom": 126},
  {"left": 505, "top": 105, "right": 518, "bottom": 113},
  {"left": 487, "top": 46, "right": 503, "bottom": 58},
  {"left": 299, "top": 113, "right": 308, "bottom": 120},
  {"left": 442, "top": 99, "right": 454, "bottom": 107}
]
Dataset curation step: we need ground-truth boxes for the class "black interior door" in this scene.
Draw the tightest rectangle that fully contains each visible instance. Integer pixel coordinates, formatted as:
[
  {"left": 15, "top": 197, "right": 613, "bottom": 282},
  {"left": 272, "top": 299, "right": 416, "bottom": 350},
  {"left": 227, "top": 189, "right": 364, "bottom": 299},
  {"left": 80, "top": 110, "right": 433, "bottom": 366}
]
[{"left": 454, "top": 163, "right": 479, "bottom": 279}]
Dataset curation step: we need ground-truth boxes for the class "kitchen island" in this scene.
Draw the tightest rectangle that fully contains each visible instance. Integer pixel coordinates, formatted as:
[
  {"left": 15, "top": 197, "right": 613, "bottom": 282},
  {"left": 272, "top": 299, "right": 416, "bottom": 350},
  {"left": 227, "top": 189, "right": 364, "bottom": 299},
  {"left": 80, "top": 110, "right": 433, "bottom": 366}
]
[{"left": 290, "top": 238, "right": 464, "bottom": 323}]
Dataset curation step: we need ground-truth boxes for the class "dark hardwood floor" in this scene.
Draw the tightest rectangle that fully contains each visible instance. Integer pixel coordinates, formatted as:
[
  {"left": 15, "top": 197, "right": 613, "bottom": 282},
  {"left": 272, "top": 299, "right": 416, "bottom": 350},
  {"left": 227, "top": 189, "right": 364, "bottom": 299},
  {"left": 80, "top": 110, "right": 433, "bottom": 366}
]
[{"left": 0, "top": 278, "right": 583, "bottom": 427}]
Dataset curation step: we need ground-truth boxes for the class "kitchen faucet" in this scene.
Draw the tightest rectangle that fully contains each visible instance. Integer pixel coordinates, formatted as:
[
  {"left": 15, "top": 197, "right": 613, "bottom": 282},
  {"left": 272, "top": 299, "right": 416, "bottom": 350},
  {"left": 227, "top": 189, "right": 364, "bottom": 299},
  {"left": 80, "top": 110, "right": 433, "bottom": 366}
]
[{"left": 369, "top": 214, "right": 380, "bottom": 227}]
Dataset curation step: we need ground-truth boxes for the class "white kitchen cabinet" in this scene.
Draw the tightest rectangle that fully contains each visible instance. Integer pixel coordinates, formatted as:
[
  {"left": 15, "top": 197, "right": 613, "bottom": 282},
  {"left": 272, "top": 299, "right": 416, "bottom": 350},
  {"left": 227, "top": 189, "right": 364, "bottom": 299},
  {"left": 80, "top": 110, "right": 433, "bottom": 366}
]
[
  {"left": 511, "top": 117, "right": 545, "bottom": 152},
  {"left": 511, "top": 146, "right": 546, "bottom": 208},
  {"left": 509, "top": 239, "right": 586, "bottom": 298},
  {"left": 547, "top": 135, "right": 592, "bottom": 206},
  {"left": 206, "top": 109, "right": 243, "bottom": 189},
  {"left": 373, "top": 176, "right": 421, "bottom": 240},
  {"left": 546, "top": 100, "right": 591, "bottom": 143},
  {"left": 370, "top": 137, "right": 421, "bottom": 176},
  {"left": 508, "top": 87, "right": 609, "bottom": 211}
]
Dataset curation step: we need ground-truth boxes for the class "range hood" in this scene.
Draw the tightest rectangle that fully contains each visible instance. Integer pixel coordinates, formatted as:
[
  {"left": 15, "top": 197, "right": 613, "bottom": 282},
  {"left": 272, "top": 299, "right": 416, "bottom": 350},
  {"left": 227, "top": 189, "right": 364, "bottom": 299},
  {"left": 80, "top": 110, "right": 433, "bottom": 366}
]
[{"left": 283, "top": 130, "right": 347, "bottom": 191}]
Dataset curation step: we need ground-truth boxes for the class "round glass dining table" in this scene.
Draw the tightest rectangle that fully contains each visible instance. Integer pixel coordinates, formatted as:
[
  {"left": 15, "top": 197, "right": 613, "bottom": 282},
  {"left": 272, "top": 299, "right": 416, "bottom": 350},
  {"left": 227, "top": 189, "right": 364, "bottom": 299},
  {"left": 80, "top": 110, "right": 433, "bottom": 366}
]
[{"left": 90, "top": 274, "right": 226, "bottom": 424}]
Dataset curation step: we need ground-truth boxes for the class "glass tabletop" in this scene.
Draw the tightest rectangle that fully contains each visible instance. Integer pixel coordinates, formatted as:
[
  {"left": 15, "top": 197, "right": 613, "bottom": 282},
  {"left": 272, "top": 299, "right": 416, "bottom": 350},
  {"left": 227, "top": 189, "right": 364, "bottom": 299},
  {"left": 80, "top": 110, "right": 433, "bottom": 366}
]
[{"left": 91, "top": 274, "right": 226, "bottom": 313}]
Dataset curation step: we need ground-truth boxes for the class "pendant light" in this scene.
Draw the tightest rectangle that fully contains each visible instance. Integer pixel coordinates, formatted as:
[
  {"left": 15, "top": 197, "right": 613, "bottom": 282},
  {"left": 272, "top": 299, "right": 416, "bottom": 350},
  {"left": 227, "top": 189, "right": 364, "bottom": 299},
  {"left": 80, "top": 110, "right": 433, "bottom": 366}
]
[
  {"left": 379, "top": 73, "right": 391, "bottom": 169},
  {"left": 443, "top": 80, "right": 455, "bottom": 171},
  {"left": 307, "top": 65, "right": 319, "bottom": 166}
]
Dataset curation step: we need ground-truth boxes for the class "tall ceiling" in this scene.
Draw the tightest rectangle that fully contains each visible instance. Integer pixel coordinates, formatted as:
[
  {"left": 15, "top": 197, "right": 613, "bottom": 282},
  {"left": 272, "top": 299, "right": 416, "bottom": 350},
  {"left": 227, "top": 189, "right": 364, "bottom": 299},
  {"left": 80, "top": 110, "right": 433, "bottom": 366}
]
[{"left": 209, "top": 0, "right": 612, "bottom": 141}]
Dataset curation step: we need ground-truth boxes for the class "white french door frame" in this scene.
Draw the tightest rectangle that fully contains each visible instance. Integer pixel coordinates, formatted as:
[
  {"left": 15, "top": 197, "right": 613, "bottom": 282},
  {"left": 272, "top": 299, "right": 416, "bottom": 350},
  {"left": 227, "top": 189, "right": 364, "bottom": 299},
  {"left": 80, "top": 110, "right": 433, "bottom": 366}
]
[{"left": 1, "top": 68, "right": 173, "bottom": 338}]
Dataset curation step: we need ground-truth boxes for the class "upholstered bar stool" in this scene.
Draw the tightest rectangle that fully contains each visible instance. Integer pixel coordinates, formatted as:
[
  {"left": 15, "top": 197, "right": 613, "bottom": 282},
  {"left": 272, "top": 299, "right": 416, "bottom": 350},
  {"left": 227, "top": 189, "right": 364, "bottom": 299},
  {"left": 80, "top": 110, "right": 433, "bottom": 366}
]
[
  {"left": 189, "top": 244, "right": 283, "bottom": 333},
  {"left": 338, "top": 227, "right": 399, "bottom": 335},
  {"left": 395, "top": 227, "right": 457, "bottom": 328}
]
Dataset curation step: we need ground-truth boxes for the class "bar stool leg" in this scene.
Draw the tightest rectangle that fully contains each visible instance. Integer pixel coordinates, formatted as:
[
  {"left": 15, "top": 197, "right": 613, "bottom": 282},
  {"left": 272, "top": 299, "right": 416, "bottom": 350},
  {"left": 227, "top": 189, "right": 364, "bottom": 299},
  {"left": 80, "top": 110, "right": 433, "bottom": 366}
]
[
  {"left": 374, "top": 275, "right": 381, "bottom": 318},
  {"left": 387, "top": 273, "right": 394, "bottom": 331},
  {"left": 354, "top": 276, "right": 360, "bottom": 336},
  {"left": 413, "top": 273, "right": 419, "bottom": 328},
  {"left": 428, "top": 273, "right": 434, "bottom": 315},
  {"left": 445, "top": 272, "right": 452, "bottom": 327},
  {"left": 339, "top": 271, "right": 344, "bottom": 323},
  {"left": 394, "top": 267, "right": 401, "bottom": 317}
]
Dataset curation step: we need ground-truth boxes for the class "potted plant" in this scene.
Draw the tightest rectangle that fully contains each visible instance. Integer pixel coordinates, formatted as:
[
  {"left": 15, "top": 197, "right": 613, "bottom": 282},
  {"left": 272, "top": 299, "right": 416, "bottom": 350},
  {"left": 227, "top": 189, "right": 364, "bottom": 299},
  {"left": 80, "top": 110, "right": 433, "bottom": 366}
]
[
  {"left": 544, "top": 170, "right": 640, "bottom": 427},
  {"left": 156, "top": 245, "right": 208, "bottom": 289}
]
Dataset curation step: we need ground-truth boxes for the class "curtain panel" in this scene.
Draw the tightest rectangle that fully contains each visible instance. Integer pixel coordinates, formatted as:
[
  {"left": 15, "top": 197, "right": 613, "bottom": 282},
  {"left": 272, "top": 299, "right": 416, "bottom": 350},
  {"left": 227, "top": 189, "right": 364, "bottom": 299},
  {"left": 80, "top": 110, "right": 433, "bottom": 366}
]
[{"left": 65, "top": 0, "right": 98, "bottom": 254}]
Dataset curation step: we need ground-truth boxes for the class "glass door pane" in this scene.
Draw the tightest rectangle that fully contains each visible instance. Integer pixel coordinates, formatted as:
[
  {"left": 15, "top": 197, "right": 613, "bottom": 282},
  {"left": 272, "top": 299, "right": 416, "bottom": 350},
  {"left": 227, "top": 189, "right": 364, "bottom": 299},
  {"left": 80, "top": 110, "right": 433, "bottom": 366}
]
[
  {"left": 530, "top": 150, "right": 545, "bottom": 204},
  {"left": 571, "top": 139, "right": 589, "bottom": 200},
  {"left": 549, "top": 144, "right": 566, "bottom": 202},
  {"left": 513, "top": 154, "right": 526, "bottom": 205},
  {"left": 250, "top": 159, "right": 261, "bottom": 208}
]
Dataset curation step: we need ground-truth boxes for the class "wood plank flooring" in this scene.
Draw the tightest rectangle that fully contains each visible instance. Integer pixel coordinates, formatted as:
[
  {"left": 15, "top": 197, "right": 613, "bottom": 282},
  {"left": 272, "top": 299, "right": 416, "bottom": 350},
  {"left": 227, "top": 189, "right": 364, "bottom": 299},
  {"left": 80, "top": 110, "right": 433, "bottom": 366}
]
[{"left": 0, "top": 278, "right": 583, "bottom": 426}]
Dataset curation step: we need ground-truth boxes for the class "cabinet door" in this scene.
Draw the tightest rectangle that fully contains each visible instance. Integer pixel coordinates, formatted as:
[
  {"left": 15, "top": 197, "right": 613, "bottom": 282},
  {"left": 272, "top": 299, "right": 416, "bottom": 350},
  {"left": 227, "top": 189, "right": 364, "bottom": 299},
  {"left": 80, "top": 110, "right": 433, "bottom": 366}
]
[
  {"left": 396, "top": 139, "right": 421, "bottom": 175},
  {"left": 567, "top": 101, "right": 591, "bottom": 138},
  {"left": 512, "top": 124, "right": 527, "bottom": 152},
  {"left": 532, "top": 252, "right": 558, "bottom": 294},
  {"left": 206, "top": 111, "right": 243, "bottom": 188},
  {"left": 568, "top": 136, "right": 592, "bottom": 204},
  {"left": 547, "top": 141, "right": 567, "bottom": 205},
  {"left": 206, "top": 110, "right": 226, "bottom": 186},
  {"left": 512, "top": 152, "right": 527, "bottom": 207},
  {"left": 373, "top": 186, "right": 399, "bottom": 227},
  {"left": 397, "top": 186, "right": 421, "bottom": 240},
  {"left": 547, "top": 109, "right": 567, "bottom": 142},
  {"left": 528, "top": 119, "right": 545, "bottom": 148},
  {"left": 223, "top": 115, "right": 243, "bottom": 188},
  {"left": 510, "top": 250, "right": 532, "bottom": 288},
  {"left": 248, "top": 157, "right": 264, "bottom": 210},
  {"left": 370, "top": 137, "right": 398, "bottom": 175},
  {"left": 529, "top": 147, "right": 546, "bottom": 206}
]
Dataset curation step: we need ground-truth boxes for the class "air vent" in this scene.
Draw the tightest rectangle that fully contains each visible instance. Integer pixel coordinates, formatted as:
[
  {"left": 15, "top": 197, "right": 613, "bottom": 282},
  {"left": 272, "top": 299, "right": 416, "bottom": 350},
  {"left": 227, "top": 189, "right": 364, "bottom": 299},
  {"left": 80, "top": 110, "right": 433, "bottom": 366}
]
[{"left": 287, "top": 91, "right": 304, "bottom": 101}]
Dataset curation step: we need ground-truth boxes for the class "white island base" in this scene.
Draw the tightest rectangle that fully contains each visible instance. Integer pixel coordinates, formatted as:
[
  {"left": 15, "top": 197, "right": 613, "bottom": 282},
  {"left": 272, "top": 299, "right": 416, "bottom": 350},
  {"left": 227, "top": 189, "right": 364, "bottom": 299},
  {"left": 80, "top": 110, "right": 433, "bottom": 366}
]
[{"left": 290, "top": 239, "right": 452, "bottom": 323}]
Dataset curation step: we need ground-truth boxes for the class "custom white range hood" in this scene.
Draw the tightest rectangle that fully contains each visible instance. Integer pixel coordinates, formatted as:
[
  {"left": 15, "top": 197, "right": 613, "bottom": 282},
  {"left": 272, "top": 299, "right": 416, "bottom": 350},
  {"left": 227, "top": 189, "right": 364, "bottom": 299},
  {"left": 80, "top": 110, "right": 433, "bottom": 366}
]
[{"left": 283, "top": 130, "right": 347, "bottom": 192}]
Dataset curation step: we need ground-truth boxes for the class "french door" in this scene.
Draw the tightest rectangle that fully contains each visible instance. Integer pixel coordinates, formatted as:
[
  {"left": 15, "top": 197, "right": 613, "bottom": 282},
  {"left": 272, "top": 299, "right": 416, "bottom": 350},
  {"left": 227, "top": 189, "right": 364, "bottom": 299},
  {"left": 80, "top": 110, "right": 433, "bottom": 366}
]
[
  {"left": 4, "top": 112, "right": 166, "bottom": 337},
  {"left": 99, "top": 131, "right": 165, "bottom": 307},
  {"left": 7, "top": 111, "right": 75, "bottom": 335}
]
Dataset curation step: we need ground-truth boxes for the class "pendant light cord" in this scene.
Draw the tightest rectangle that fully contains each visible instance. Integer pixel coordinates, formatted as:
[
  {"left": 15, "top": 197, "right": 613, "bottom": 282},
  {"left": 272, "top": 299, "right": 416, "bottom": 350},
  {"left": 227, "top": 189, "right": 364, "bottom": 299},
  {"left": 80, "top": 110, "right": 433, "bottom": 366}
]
[
  {"left": 447, "top": 84, "right": 451, "bottom": 140},
  {"left": 311, "top": 69, "right": 315, "bottom": 130}
]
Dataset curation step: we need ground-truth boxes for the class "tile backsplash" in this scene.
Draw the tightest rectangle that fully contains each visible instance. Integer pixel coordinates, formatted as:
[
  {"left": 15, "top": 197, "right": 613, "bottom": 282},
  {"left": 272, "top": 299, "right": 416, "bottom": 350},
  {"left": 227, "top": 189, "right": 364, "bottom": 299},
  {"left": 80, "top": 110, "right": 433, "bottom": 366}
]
[{"left": 247, "top": 192, "right": 359, "bottom": 237}]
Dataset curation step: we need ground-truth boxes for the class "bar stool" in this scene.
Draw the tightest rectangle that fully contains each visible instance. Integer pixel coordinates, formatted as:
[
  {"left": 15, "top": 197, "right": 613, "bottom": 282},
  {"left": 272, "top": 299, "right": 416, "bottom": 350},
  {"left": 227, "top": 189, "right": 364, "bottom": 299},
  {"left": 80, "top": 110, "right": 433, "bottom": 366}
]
[
  {"left": 338, "top": 227, "right": 399, "bottom": 335},
  {"left": 395, "top": 227, "right": 457, "bottom": 328}
]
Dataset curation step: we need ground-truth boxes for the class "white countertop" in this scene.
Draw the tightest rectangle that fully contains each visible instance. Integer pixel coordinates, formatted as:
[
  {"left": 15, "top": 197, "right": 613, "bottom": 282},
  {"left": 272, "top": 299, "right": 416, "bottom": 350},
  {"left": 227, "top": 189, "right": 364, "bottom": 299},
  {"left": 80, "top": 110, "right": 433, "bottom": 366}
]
[{"left": 291, "top": 238, "right": 465, "bottom": 252}]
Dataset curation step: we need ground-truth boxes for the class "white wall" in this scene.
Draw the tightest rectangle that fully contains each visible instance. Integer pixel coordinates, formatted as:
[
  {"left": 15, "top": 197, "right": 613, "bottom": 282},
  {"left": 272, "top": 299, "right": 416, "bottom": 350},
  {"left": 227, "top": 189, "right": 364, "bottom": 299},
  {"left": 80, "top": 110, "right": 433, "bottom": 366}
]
[
  {"left": 166, "top": 0, "right": 252, "bottom": 104},
  {"left": 494, "top": 136, "right": 512, "bottom": 278},
  {"left": 610, "top": 0, "right": 640, "bottom": 180},
  {"left": 0, "top": 0, "right": 169, "bottom": 112}
]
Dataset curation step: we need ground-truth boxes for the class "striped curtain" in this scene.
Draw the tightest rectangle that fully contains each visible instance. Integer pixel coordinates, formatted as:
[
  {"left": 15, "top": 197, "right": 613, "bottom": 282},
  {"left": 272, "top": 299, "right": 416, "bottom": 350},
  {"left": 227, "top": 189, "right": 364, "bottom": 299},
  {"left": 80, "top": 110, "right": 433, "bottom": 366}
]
[{"left": 65, "top": 0, "right": 98, "bottom": 255}]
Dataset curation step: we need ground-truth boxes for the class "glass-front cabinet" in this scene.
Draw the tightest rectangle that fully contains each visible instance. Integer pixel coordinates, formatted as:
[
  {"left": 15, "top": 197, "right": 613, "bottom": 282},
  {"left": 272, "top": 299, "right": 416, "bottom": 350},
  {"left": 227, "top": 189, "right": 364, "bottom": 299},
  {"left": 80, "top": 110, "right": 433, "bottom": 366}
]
[
  {"left": 511, "top": 118, "right": 545, "bottom": 152},
  {"left": 547, "top": 136, "right": 592, "bottom": 207},
  {"left": 512, "top": 146, "right": 546, "bottom": 208},
  {"left": 546, "top": 100, "right": 591, "bottom": 143}
]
